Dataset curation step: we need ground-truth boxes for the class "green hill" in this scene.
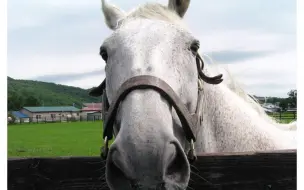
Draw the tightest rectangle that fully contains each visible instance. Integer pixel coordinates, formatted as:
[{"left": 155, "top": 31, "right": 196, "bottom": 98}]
[{"left": 7, "top": 77, "right": 100, "bottom": 111}]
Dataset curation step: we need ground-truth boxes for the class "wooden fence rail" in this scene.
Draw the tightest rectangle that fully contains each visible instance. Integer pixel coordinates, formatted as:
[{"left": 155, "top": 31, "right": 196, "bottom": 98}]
[{"left": 8, "top": 149, "right": 296, "bottom": 190}]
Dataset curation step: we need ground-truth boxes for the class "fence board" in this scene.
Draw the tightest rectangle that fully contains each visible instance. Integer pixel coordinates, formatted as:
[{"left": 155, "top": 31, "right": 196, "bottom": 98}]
[{"left": 8, "top": 149, "right": 296, "bottom": 190}]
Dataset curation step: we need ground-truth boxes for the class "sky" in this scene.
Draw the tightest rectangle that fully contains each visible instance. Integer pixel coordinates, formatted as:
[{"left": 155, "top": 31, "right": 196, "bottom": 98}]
[{"left": 7, "top": 0, "right": 297, "bottom": 97}]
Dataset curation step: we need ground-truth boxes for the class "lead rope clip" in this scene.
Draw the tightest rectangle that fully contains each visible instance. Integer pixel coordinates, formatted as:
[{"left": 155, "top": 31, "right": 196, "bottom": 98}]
[
  {"left": 100, "top": 136, "right": 109, "bottom": 160},
  {"left": 187, "top": 139, "right": 197, "bottom": 164},
  {"left": 198, "top": 78, "right": 204, "bottom": 91}
]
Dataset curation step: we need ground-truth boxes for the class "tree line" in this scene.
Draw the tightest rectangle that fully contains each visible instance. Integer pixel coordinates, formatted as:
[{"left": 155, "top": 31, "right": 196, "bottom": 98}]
[
  {"left": 7, "top": 77, "right": 99, "bottom": 111},
  {"left": 7, "top": 77, "right": 297, "bottom": 112},
  {"left": 259, "top": 89, "right": 297, "bottom": 111}
]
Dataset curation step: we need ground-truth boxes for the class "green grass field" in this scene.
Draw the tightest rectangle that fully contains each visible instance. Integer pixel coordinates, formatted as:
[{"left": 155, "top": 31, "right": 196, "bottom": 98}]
[
  {"left": 8, "top": 114, "right": 295, "bottom": 157},
  {"left": 8, "top": 121, "right": 105, "bottom": 158},
  {"left": 267, "top": 112, "right": 297, "bottom": 124}
]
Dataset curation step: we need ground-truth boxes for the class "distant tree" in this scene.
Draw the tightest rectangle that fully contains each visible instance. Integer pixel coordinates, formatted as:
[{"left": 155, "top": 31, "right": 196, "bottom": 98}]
[
  {"left": 7, "top": 91, "right": 25, "bottom": 111},
  {"left": 279, "top": 102, "right": 287, "bottom": 111},
  {"left": 7, "top": 76, "right": 100, "bottom": 111},
  {"left": 24, "top": 95, "right": 41, "bottom": 106},
  {"left": 287, "top": 89, "right": 297, "bottom": 108}
]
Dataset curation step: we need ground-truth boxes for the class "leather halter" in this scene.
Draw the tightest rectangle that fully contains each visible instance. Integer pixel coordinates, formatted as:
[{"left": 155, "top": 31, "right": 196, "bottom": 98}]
[{"left": 89, "top": 53, "right": 223, "bottom": 163}]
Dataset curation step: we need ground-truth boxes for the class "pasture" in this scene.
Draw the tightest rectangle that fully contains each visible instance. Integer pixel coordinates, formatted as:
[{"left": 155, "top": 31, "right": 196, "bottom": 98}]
[
  {"left": 8, "top": 121, "right": 105, "bottom": 157},
  {"left": 8, "top": 113, "right": 294, "bottom": 157},
  {"left": 269, "top": 111, "right": 297, "bottom": 123}
]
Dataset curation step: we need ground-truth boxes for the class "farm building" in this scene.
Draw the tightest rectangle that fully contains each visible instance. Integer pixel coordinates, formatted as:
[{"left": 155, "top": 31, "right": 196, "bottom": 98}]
[
  {"left": 11, "top": 111, "right": 30, "bottom": 123},
  {"left": 20, "top": 106, "right": 81, "bottom": 122},
  {"left": 81, "top": 103, "right": 102, "bottom": 121},
  {"left": 87, "top": 111, "right": 102, "bottom": 121}
]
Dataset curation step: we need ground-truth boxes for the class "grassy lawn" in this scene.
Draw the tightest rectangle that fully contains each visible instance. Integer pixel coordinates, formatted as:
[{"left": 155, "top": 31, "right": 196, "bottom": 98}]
[
  {"left": 268, "top": 112, "right": 297, "bottom": 124},
  {"left": 8, "top": 114, "right": 295, "bottom": 158},
  {"left": 269, "top": 113, "right": 296, "bottom": 118},
  {"left": 8, "top": 121, "right": 105, "bottom": 158}
]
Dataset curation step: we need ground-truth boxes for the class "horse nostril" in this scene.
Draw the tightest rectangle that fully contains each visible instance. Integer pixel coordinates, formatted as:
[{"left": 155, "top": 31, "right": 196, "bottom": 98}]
[
  {"left": 106, "top": 148, "right": 133, "bottom": 188},
  {"left": 106, "top": 140, "right": 190, "bottom": 189},
  {"left": 165, "top": 141, "right": 190, "bottom": 184},
  {"left": 108, "top": 159, "right": 128, "bottom": 181}
]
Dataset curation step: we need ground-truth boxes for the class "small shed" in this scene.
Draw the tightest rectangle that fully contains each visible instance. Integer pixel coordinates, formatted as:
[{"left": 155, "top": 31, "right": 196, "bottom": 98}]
[
  {"left": 87, "top": 111, "right": 102, "bottom": 121},
  {"left": 81, "top": 103, "right": 102, "bottom": 120}
]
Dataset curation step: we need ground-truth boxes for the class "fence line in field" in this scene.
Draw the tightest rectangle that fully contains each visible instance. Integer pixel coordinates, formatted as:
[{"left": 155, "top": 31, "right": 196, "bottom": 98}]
[
  {"left": 8, "top": 115, "right": 102, "bottom": 125},
  {"left": 267, "top": 111, "right": 297, "bottom": 123},
  {"left": 8, "top": 111, "right": 297, "bottom": 125}
]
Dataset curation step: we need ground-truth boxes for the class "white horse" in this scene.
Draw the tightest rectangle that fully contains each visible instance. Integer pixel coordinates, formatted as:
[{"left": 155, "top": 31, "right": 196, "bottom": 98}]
[{"left": 96, "top": 0, "right": 297, "bottom": 189}]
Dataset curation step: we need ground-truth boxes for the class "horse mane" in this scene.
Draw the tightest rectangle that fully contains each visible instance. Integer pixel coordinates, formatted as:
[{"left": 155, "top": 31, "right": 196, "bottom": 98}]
[{"left": 203, "top": 54, "right": 297, "bottom": 131}]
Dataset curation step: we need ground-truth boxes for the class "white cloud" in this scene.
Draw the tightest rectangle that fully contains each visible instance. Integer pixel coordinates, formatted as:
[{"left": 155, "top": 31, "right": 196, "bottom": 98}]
[
  {"left": 220, "top": 50, "right": 297, "bottom": 97},
  {"left": 60, "top": 75, "right": 105, "bottom": 89},
  {"left": 7, "top": 0, "right": 297, "bottom": 97},
  {"left": 8, "top": 53, "right": 105, "bottom": 79},
  {"left": 198, "top": 29, "right": 295, "bottom": 53}
]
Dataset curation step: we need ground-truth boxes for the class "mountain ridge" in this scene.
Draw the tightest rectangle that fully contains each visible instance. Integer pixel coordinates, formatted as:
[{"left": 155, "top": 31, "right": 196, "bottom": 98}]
[{"left": 7, "top": 76, "right": 100, "bottom": 111}]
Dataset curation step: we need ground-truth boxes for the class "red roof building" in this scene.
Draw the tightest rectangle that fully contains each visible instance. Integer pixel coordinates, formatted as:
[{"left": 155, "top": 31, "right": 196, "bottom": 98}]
[
  {"left": 81, "top": 103, "right": 102, "bottom": 111},
  {"left": 80, "top": 103, "right": 103, "bottom": 120}
]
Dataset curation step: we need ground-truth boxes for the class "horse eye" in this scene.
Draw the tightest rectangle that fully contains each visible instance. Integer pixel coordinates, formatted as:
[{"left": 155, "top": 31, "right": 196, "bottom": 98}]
[
  {"left": 190, "top": 41, "right": 200, "bottom": 53},
  {"left": 100, "top": 47, "right": 108, "bottom": 62}
]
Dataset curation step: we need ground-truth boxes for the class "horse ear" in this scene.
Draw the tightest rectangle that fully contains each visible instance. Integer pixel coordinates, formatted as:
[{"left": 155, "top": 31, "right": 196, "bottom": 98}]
[
  {"left": 89, "top": 87, "right": 103, "bottom": 97},
  {"left": 89, "top": 80, "right": 106, "bottom": 97},
  {"left": 168, "top": 0, "right": 190, "bottom": 18},
  {"left": 101, "top": 0, "right": 126, "bottom": 30}
]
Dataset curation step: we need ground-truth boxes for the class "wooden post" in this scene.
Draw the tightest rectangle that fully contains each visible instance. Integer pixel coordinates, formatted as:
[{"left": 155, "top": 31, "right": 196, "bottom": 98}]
[{"left": 293, "top": 111, "right": 296, "bottom": 119}]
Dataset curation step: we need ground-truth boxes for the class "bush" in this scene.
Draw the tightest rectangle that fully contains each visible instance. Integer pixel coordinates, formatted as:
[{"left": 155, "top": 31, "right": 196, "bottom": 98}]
[{"left": 7, "top": 113, "right": 16, "bottom": 125}]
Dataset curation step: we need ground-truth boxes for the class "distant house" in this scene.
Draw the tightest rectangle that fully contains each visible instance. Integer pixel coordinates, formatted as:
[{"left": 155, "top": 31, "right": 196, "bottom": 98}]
[
  {"left": 11, "top": 111, "right": 30, "bottom": 123},
  {"left": 81, "top": 103, "right": 102, "bottom": 120},
  {"left": 87, "top": 111, "right": 102, "bottom": 121},
  {"left": 20, "top": 106, "right": 80, "bottom": 122}
]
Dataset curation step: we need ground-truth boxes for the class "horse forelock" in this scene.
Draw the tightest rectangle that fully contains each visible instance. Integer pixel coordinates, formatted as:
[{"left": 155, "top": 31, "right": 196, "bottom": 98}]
[{"left": 119, "top": 3, "right": 186, "bottom": 28}]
